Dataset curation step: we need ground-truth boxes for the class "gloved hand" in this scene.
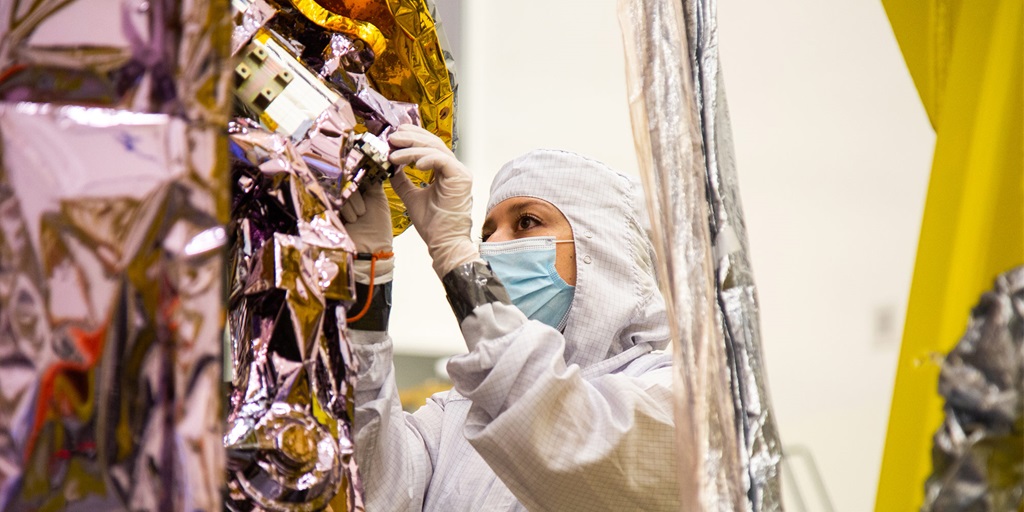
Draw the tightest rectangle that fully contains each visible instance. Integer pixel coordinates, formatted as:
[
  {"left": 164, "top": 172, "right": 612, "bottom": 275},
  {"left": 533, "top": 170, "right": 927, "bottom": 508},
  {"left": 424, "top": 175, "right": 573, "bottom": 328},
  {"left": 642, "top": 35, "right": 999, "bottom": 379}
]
[
  {"left": 388, "top": 124, "right": 480, "bottom": 278},
  {"left": 340, "top": 182, "right": 394, "bottom": 284}
]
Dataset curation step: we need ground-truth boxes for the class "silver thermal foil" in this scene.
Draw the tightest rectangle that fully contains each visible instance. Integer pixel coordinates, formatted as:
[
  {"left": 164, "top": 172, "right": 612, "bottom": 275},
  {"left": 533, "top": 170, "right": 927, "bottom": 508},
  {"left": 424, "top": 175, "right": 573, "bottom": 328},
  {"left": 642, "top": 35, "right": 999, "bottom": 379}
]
[
  {"left": 0, "top": 103, "right": 227, "bottom": 511},
  {"left": 225, "top": 118, "right": 363, "bottom": 512},
  {"left": 0, "top": 0, "right": 232, "bottom": 509},
  {"left": 619, "top": 0, "right": 784, "bottom": 510}
]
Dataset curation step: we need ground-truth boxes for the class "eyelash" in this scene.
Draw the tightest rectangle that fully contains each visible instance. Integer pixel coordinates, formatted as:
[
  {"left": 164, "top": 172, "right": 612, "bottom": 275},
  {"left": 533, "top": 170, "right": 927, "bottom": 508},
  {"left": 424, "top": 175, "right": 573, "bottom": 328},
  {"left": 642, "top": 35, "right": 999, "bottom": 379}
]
[
  {"left": 480, "top": 213, "right": 542, "bottom": 242},
  {"left": 516, "top": 213, "right": 540, "bottom": 231}
]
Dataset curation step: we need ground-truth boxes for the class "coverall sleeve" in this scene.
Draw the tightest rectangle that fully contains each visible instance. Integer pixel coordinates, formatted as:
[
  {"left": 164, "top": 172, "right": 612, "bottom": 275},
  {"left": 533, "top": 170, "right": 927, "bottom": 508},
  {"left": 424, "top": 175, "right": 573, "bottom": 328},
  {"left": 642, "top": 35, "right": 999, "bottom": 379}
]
[
  {"left": 448, "top": 302, "right": 679, "bottom": 512},
  {"left": 350, "top": 329, "right": 443, "bottom": 511}
]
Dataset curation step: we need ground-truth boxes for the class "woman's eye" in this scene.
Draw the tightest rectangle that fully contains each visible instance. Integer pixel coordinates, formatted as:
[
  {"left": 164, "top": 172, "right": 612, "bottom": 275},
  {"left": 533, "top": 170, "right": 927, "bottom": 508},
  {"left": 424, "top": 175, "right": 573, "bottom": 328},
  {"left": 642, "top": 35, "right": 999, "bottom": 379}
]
[{"left": 517, "top": 215, "right": 539, "bottom": 230}]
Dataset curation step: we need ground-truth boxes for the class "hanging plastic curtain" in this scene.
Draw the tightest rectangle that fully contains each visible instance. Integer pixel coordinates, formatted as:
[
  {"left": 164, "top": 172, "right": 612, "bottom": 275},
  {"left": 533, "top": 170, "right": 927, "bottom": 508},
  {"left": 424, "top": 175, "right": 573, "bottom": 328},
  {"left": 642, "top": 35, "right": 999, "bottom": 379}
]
[
  {"left": 0, "top": 0, "right": 231, "bottom": 510},
  {"left": 618, "top": 0, "right": 784, "bottom": 510}
]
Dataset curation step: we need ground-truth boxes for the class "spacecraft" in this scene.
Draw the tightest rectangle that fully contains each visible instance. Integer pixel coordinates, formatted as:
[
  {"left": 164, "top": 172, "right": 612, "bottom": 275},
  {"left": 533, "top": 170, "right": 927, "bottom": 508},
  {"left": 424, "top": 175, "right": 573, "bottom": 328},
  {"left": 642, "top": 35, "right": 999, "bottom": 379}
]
[{"left": 0, "top": 0, "right": 456, "bottom": 510}]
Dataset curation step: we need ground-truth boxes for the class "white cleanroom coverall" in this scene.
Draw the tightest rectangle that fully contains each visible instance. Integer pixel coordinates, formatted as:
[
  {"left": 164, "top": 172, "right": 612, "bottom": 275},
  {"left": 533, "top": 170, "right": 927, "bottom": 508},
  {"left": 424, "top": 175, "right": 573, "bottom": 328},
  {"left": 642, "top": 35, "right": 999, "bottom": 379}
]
[{"left": 351, "top": 149, "right": 680, "bottom": 511}]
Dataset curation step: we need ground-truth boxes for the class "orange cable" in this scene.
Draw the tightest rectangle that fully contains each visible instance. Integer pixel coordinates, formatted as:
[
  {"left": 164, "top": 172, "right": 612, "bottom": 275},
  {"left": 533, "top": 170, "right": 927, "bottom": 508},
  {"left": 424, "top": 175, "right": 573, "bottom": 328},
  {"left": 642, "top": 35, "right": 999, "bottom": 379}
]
[{"left": 346, "top": 250, "right": 394, "bottom": 323}]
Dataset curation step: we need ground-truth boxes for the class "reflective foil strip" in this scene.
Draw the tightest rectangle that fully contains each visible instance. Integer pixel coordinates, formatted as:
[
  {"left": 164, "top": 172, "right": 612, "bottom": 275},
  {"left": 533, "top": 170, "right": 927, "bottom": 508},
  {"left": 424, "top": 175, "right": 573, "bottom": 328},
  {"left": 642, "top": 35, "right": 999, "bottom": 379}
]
[
  {"left": 0, "top": 0, "right": 231, "bottom": 123},
  {"left": 0, "top": 104, "right": 226, "bottom": 511},
  {"left": 680, "top": 0, "right": 784, "bottom": 509},
  {"left": 922, "top": 266, "right": 1024, "bottom": 511},
  {"left": 226, "top": 119, "right": 363, "bottom": 512},
  {"left": 619, "top": 0, "right": 745, "bottom": 510}
]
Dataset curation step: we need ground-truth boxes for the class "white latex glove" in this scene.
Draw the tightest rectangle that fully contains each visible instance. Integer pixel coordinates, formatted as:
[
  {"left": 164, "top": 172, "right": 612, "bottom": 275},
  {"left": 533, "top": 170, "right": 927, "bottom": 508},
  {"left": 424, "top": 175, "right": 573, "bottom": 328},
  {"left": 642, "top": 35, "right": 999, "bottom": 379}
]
[
  {"left": 341, "top": 182, "right": 394, "bottom": 284},
  {"left": 388, "top": 124, "right": 480, "bottom": 278},
  {"left": 339, "top": 188, "right": 366, "bottom": 224}
]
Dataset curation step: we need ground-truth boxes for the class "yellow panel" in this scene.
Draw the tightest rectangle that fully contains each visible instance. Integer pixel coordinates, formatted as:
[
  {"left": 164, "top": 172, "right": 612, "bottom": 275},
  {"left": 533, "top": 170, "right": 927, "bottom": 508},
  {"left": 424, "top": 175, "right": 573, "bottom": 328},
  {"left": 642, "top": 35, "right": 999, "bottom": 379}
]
[
  {"left": 881, "top": 0, "right": 963, "bottom": 128},
  {"left": 876, "top": 0, "right": 1024, "bottom": 510}
]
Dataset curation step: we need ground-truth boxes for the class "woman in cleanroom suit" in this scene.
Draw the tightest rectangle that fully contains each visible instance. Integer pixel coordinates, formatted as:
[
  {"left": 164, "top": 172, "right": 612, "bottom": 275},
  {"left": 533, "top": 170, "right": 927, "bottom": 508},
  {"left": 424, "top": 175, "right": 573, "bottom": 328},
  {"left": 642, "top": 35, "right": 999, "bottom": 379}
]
[{"left": 344, "top": 124, "right": 679, "bottom": 511}]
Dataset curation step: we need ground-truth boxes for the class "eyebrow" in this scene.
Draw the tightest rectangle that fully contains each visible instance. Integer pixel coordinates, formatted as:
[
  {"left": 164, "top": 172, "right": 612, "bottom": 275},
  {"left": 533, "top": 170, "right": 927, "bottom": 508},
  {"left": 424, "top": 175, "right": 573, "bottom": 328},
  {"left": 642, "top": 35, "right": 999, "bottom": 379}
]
[
  {"left": 511, "top": 198, "right": 555, "bottom": 215},
  {"left": 483, "top": 198, "right": 548, "bottom": 235},
  {"left": 508, "top": 201, "right": 533, "bottom": 217}
]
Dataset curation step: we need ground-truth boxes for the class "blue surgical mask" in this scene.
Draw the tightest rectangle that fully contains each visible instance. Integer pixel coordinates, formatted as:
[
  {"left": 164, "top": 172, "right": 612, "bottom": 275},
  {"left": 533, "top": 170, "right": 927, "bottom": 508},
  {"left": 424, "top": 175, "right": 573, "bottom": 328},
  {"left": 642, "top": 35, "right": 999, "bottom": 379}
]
[{"left": 479, "top": 236, "right": 575, "bottom": 330}]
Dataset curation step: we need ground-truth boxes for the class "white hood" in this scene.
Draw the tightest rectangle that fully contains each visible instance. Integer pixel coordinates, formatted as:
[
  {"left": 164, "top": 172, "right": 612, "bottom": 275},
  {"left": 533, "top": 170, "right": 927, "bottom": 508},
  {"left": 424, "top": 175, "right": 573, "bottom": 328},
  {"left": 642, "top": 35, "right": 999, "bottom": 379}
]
[{"left": 487, "top": 149, "right": 670, "bottom": 377}]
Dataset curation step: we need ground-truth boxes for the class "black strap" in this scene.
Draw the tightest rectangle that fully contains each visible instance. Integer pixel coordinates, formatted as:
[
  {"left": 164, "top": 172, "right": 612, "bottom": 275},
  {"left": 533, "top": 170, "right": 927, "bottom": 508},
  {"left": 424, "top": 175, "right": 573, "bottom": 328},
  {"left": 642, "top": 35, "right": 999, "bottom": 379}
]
[
  {"left": 346, "top": 281, "right": 392, "bottom": 331},
  {"left": 441, "top": 261, "right": 512, "bottom": 324}
]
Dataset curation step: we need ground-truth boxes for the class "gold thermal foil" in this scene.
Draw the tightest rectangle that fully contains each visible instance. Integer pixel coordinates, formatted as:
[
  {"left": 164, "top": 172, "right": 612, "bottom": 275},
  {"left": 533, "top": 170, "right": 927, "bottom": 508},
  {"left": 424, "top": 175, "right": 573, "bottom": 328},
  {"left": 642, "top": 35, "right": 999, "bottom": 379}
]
[
  {"left": 365, "top": 0, "right": 455, "bottom": 145},
  {"left": 375, "top": 0, "right": 455, "bottom": 235},
  {"left": 289, "top": 0, "right": 388, "bottom": 57},
  {"left": 315, "top": 0, "right": 456, "bottom": 235}
]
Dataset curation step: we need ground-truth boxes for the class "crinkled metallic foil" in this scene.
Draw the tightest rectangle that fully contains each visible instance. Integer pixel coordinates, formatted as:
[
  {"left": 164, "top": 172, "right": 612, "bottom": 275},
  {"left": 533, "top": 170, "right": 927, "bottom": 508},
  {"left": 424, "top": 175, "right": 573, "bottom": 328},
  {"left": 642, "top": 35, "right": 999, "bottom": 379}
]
[
  {"left": 233, "top": 0, "right": 279, "bottom": 56},
  {"left": 231, "top": 0, "right": 457, "bottom": 236},
  {"left": 681, "top": 0, "right": 785, "bottom": 508},
  {"left": 440, "top": 261, "right": 513, "bottom": 324},
  {"left": 316, "top": 0, "right": 456, "bottom": 235},
  {"left": 294, "top": 100, "right": 360, "bottom": 182},
  {"left": 922, "top": 266, "right": 1024, "bottom": 512},
  {"left": 224, "top": 1, "right": 458, "bottom": 509},
  {"left": 226, "top": 118, "right": 363, "bottom": 512},
  {"left": 619, "top": 0, "right": 784, "bottom": 510},
  {"left": 0, "top": 103, "right": 227, "bottom": 511},
  {"left": 0, "top": 0, "right": 231, "bottom": 125},
  {"left": 0, "top": 0, "right": 231, "bottom": 509},
  {"left": 289, "top": 0, "right": 388, "bottom": 57}
]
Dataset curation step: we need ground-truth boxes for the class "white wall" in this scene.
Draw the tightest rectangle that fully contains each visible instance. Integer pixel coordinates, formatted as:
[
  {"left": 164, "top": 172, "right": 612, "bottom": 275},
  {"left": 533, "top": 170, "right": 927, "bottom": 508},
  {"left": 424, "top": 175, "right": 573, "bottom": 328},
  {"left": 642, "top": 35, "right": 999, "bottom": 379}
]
[{"left": 389, "top": 1, "right": 934, "bottom": 510}]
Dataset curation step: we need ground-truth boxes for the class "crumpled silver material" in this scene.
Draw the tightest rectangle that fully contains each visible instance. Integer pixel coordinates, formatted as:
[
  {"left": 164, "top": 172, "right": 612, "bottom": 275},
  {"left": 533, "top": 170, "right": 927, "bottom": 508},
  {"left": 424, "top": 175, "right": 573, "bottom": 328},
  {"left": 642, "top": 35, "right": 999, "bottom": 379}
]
[
  {"left": 0, "top": 0, "right": 230, "bottom": 509},
  {"left": 225, "top": 1, "right": 459, "bottom": 509},
  {"left": 680, "top": 0, "right": 785, "bottom": 508},
  {"left": 225, "top": 118, "right": 363, "bottom": 512},
  {"left": 618, "top": 0, "right": 784, "bottom": 510},
  {"left": 233, "top": 0, "right": 278, "bottom": 56},
  {"left": 0, "top": 0, "right": 229, "bottom": 124},
  {"left": 231, "top": 0, "right": 431, "bottom": 239},
  {"left": 440, "top": 261, "right": 513, "bottom": 324},
  {"left": 0, "top": 103, "right": 227, "bottom": 511},
  {"left": 922, "top": 266, "right": 1024, "bottom": 512}
]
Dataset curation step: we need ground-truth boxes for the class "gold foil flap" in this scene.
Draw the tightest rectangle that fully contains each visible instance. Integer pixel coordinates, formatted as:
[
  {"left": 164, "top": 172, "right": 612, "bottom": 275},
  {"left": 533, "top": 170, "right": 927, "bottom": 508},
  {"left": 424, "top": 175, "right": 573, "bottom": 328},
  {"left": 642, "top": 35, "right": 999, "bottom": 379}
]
[
  {"left": 313, "top": 0, "right": 455, "bottom": 236},
  {"left": 289, "top": 0, "right": 388, "bottom": 57}
]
